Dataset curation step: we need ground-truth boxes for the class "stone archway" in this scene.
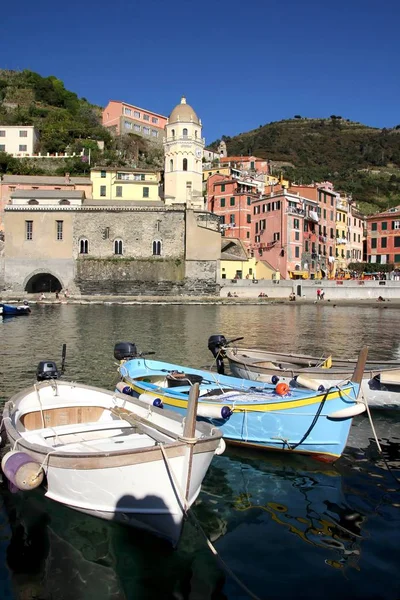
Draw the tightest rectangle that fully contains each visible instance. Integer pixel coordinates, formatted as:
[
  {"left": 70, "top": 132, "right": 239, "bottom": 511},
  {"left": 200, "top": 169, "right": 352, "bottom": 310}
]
[{"left": 24, "top": 272, "right": 63, "bottom": 294}]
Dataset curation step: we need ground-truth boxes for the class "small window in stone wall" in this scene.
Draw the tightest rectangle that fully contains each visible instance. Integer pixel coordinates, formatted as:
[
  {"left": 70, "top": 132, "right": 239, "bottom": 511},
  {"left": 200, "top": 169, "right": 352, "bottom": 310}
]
[
  {"left": 114, "top": 239, "right": 123, "bottom": 255},
  {"left": 152, "top": 240, "right": 162, "bottom": 256},
  {"left": 80, "top": 238, "right": 89, "bottom": 254}
]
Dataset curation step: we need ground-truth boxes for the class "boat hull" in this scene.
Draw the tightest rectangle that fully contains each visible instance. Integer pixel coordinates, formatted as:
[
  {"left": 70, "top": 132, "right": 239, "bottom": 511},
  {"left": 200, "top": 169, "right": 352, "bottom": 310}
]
[
  {"left": 0, "top": 303, "right": 31, "bottom": 316},
  {"left": 119, "top": 358, "right": 363, "bottom": 462},
  {"left": 226, "top": 351, "right": 400, "bottom": 409}
]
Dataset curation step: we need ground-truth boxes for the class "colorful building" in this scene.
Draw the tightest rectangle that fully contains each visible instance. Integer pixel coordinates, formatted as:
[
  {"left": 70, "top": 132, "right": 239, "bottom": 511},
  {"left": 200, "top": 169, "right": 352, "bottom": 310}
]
[
  {"left": 207, "top": 173, "right": 259, "bottom": 247},
  {"left": 366, "top": 206, "right": 400, "bottom": 267},
  {"left": 0, "top": 174, "right": 92, "bottom": 232},
  {"left": 102, "top": 100, "right": 167, "bottom": 141},
  {"left": 90, "top": 167, "right": 160, "bottom": 202},
  {"left": 220, "top": 156, "right": 269, "bottom": 175},
  {"left": 335, "top": 195, "right": 349, "bottom": 273},
  {"left": 0, "top": 125, "right": 39, "bottom": 156}
]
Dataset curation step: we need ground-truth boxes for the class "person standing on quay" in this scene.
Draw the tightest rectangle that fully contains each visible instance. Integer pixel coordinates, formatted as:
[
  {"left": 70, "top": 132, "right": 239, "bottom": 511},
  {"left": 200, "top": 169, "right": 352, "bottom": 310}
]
[
  {"left": 317, "top": 288, "right": 321, "bottom": 301},
  {"left": 320, "top": 288, "right": 325, "bottom": 300}
]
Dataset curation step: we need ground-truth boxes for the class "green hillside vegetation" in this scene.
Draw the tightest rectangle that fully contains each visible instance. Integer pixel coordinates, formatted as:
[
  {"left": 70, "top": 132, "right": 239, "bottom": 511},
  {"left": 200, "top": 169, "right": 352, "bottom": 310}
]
[
  {"left": 0, "top": 70, "right": 163, "bottom": 176},
  {"left": 212, "top": 116, "right": 400, "bottom": 214}
]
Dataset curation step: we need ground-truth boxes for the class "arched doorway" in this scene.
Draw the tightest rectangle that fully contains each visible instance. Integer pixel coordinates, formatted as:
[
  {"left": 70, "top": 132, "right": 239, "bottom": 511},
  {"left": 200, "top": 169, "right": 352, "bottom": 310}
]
[{"left": 25, "top": 273, "right": 63, "bottom": 294}]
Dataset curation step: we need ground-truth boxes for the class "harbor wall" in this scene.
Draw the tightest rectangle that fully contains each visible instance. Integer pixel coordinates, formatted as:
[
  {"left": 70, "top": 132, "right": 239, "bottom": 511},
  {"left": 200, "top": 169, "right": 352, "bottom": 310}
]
[{"left": 219, "top": 279, "right": 400, "bottom": 300}]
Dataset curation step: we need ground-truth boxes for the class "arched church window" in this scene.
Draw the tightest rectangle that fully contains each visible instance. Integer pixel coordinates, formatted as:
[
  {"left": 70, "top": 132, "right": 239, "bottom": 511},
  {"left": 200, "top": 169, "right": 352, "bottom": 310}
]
[
  {"left": 170, "top": 159, "right": 173, "bottom": 171},
  {"left": 59, "top": 199, "right": 70, "bottom": 205},
  {"left": 183, "top": 158, "right": 188, "bottom": 171},
  {"left": 182, "top": 128, "right": 188, "bottom": 138},
  {"left": 114, "top": 239, "right": 123, "bottom": 255},
  {"left": 195, "top": 130, "right": 197, "bottom": 138},
  {"left": 152, "top": 240, "right": 162, "bottom": 256},
  {"left": 171, "top": 129, "right": 175, "bottom": 139},
  {"left": 28, "top": 199, "right": 38, "bottom": 205},
  {"left": 79, "top": 238, "right": 89, "bottom": 254}
]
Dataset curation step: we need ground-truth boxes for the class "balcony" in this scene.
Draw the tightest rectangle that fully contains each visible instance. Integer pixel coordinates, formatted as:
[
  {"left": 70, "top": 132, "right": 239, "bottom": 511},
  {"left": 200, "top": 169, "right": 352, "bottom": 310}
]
[
  {"left": 336, "top": 237, "right": 348, "bottom": 244},
  {"left": 305, "top": 210, "right": 319, "bottom": 223},
  {"left": 286, "top": 207, "right": 305, "bottom": 216}
]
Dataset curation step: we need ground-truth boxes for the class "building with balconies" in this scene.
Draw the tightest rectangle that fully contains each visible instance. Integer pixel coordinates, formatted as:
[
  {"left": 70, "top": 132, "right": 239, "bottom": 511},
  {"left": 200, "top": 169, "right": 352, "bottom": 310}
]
[{"left": 90, "top": 167, "right": 161, "bottom": 202}]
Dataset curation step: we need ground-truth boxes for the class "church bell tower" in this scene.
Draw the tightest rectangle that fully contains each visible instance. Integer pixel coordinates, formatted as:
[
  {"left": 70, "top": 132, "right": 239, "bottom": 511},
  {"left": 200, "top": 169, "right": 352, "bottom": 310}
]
[{"left": 163, "top": 96, "right": 204, "bottom": 208}]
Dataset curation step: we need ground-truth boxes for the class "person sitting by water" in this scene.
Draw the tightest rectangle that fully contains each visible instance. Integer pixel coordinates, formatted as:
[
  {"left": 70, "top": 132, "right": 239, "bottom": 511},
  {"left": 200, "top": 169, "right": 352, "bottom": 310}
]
[
  {"left": 289, "top": 292, "right": 296, "bottom": 301},
  {"left": 227, "top": 291, "right": 232, "bottom": 297},
  {"left": 39, "top": 293, "right": 46, "bottom": 300},
  {"left": 377, "top": 296, "right": 386, "bottom": 302}
]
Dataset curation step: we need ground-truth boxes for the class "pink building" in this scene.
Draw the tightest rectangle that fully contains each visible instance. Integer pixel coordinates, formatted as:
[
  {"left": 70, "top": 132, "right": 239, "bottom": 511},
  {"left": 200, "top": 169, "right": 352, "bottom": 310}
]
[
  {"left": 207, "top": 173, "right": 259, "bottom": 248},
  {"left": 0, "top": 174, "right": 92, "bottom": 231},
  {"left": 219, "top": 156, "right": 269, "bottom": 175},
  {"left": 102, "top": 100, "right": 167, "bottom": 142}
]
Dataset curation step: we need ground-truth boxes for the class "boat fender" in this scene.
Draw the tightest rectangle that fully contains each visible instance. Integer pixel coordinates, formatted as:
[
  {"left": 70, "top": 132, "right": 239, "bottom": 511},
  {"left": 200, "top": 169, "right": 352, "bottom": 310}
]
[
  {"left": 327, "top": 403, "right": 366, "bottom": 420},
  {"left": 1, "top": 451, "right": 44, "bottom": 491},
  {"left": 256, "top": 374, "right": 280, "bottom": 384},
  {"left": 215, "top": 438, "right": 226, "bottom": 455},
  {"left": 138, "top": 393, "right": 164, "bottom": 409},
  {"left": 275, "top": 382, "right": 290, "bottom": 396},
  {"left": 197, "top": 405, "right": 232, "bottom": 419},
  {"left": 116, "top": 381, "right": 133, "bottom": 395},
  {"left": 295, "top": 375, "right": 325, "bottom": 392}
]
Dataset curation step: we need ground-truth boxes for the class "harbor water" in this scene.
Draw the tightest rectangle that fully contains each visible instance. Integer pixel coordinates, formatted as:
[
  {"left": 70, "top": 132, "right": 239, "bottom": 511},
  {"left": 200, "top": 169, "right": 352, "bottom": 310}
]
[{"left": 0, "top": 303, "right": 399, "bottom": 600}]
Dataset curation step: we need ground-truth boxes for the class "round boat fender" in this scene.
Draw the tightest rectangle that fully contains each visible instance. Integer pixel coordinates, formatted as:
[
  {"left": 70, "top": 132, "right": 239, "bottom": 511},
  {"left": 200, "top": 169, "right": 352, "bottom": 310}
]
[
  {"left": 215, "top": 438, "right": 226, "bottom": 455},
  {"left": 116, "top": 381, "right": 133, "bottom": 395},
  {"left": 197, "top": 404, "right": 232, "bottom": 419},
  {"left": 1, "top": 451, "right": 44, "bottom": 491},
  {"left": 295, "top": 375, "right": 325, "bottom": 392},
  {"left": 275, "top": 382, "right": 290, "bottom": 396},
  {"left": 138, "top": 393, "right": 164, "bottom": 409}
]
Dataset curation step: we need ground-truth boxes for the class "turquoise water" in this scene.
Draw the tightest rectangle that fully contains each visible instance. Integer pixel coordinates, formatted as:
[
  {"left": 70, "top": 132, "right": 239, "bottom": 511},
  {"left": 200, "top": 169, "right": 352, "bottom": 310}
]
[{"left": 0, "top": 304, "right": 399, "bottom": 599}]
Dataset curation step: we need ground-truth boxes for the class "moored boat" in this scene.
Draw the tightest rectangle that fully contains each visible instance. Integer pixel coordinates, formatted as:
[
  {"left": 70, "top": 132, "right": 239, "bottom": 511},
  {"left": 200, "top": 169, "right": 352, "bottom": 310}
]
[
  {"left": 0, "top": 302, "right": 31, "bottom": 316},
  {"left": 1, "top": 377, "right": 225, "bottom": 545},
  {"left": 208, "top": 336, "right": 400, "bottom": 409},
  {"left": 115, "top": 342, "right": 368, "bottom": 463}
]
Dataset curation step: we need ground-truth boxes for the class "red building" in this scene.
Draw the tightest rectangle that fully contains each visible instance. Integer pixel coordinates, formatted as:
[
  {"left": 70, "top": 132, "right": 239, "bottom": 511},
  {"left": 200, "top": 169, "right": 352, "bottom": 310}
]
[
  {"left": 252, "top": 188, "right": 319, "bottom": 279},
  {"left": 207, "top": 173, "right": 259, "bottom": 247},
  {"left": 366, "top": 206, "right": 400, "bottom": 267},
  {"left": 219, "top": 156, "right": 269, "bottom": 175}
]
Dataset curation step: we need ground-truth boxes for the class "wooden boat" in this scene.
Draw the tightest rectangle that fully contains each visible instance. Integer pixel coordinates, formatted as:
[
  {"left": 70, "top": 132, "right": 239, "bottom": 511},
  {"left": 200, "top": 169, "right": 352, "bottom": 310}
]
[
  {"left": 207, "top": 336, "right": 400, "bottom": 409},
  {"left": 0, "top": 302, "right": 31, "bottom": 316},
  {"left": 1, "top": 379, "right": 225, "bottom": 545},
  {"left": 115, "top": 342, "right": 368, "bottom": 463}
]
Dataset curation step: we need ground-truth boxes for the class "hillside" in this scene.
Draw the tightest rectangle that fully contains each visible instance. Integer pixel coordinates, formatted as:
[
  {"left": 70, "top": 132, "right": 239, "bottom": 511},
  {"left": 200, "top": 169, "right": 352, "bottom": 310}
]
[
  {"left": 0, "top": 70, "right": 163, "bottom": 176},
  {"left": 212, "top": 117, "right": 400, "bottom": 214}
]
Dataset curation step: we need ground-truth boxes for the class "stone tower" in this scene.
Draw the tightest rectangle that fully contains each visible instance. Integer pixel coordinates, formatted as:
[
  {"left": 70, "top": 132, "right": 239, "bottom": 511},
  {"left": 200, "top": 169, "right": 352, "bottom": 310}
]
[
  {"left": 218, "top": 140, "right": 227, "bottom": 158},
  {"left": 163, "top": 96, "right": 205, "bottom": 208}
]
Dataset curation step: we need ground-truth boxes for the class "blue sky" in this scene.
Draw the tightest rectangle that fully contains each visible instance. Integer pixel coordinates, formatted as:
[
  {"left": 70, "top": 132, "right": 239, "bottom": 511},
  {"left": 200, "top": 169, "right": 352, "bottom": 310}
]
[{"left": 1, "top": 0, "right": 399, "bottom": 144}]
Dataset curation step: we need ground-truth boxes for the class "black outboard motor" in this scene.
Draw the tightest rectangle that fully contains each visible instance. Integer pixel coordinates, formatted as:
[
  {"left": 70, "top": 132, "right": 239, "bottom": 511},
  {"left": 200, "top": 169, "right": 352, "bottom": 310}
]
[
  {"left": 36, "top": 360, "right": 61, "bottom": 381},
  {"left": 114, "top": 342, "right": 138, "bottom": 361},
  {"left": 208, "top": 335, "right": 227, "bottom": 374}
]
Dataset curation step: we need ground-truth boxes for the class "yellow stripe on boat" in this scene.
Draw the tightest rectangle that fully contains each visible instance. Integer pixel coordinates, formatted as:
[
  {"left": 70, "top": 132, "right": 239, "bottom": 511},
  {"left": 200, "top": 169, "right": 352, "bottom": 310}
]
[{"left": 126, "top": 382, "right": 355, "bottom": 413}]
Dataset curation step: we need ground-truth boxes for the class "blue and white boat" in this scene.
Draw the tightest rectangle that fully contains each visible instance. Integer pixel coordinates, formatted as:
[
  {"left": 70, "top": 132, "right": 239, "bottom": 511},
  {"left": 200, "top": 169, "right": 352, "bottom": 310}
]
[
  {"left": 0, "top": 302, "right": 31, "bottom": 316},
  {"left": 114, "top": 343, "right": 368, "bottom": 463}
]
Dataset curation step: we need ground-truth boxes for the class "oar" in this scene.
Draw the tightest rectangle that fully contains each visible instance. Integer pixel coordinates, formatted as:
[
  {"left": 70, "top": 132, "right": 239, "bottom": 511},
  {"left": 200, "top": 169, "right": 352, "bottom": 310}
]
[{"left": 182, "top": 382, "right": 200, "bottom": 504}]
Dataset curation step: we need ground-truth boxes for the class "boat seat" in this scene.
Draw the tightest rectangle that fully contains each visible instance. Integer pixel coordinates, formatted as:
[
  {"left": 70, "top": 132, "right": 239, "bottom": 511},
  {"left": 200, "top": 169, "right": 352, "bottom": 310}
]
[{"left": 26, "top": 419, "right": 133, "bottom": 439}]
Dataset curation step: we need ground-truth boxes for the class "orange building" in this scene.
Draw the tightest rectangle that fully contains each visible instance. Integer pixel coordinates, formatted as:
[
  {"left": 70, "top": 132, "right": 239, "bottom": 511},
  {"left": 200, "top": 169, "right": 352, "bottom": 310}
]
[
  {"left": 102, "top": 100, "right": 167, "bottom": 141},
  {"left": 219, "top": 156, "right": 269, "bottom": 175},
  {"left": 366, "top": 206, "right": 400, "bottom": 267}
]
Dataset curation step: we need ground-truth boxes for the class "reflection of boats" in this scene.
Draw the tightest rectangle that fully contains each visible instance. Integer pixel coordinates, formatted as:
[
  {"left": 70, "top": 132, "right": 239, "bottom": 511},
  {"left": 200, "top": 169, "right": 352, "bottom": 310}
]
[
  {"left": 2, "top": 378, "right": 224, "bottom": 545},
  {"left": 210, "top": 336, "right": 400, "bottom": 409},
  {"left": 0, "top": 302, "right": 31, "bottom": 316},
  {"left": 115, "top": 342, "right": 368, "bottom": 462},
  {"left": 198, "top": 449, "right": 367, "bottom": 572}
]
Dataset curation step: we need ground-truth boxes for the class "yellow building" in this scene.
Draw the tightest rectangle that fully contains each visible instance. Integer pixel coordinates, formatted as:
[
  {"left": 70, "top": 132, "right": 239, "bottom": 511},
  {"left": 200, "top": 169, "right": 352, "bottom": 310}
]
[
  {"left": 220, "top": 238, "right": 277, "bottom": 280},
  {"left": 202, "top": 165, "right": 238, "bottom": 184},
  {"left": 91, "top": 167, "right": 160, "bottom": 202},
  {"left": 335, "top": 196, "right": 349, "bottom": 274}
]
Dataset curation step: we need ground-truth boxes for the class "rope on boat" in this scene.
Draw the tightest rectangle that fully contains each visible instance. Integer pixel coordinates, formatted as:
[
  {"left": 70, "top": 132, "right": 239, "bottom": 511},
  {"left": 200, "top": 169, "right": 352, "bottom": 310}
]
[
  {"left": 360, "top": 388, "right": 400, "bottom": 487},
  {"left": 159, "top": 443, "right": 262, "bottom": 600}
]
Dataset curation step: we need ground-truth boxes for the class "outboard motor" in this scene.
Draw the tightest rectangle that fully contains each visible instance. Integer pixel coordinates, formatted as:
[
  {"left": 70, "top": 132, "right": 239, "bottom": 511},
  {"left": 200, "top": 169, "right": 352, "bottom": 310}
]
[
  {"left": 36, "top": 360, "right": 61, "bottom": 381},
  {"left": 114, "top": 342, "right": 138, "bottom": 361},
  {"left": 208, "top": 335, "right": 227, "bottom": 374}
]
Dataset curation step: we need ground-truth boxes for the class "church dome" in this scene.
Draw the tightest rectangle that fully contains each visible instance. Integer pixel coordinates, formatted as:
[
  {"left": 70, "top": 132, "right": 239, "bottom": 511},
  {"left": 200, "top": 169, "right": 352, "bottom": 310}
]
[{"left": 169, "top": 96, "right": 200, "bottom": 124}]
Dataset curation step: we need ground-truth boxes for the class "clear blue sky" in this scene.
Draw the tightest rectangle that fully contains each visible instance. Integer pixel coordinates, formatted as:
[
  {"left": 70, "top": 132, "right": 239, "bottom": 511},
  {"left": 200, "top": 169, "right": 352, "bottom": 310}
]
[{"left": 1, "top": 0, "right": 399, "bottom": 144}]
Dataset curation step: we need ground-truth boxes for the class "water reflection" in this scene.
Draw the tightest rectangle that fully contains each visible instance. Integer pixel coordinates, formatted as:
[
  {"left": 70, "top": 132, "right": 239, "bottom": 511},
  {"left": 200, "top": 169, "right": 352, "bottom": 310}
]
[{"left": 1, "top": 304, "right": 400, "bottom": 600}]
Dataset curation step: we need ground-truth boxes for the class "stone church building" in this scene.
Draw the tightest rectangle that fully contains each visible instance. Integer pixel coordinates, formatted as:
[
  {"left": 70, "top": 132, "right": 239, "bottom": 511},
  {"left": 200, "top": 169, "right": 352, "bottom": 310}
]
[{"left": 0, "top": 98, "right": 222, "bottom": 296}]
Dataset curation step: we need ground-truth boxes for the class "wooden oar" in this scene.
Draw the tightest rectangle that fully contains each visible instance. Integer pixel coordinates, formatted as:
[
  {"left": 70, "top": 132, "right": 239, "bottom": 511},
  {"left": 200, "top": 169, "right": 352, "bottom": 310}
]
[{"left": 182, "top": 382, "right": 200, "bottom": 504}]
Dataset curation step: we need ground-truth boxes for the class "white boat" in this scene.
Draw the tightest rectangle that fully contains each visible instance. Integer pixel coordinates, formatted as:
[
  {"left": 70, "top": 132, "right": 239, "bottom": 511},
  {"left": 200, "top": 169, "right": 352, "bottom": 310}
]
[
  {"left": 1, "top": 379, "right": 225, "bottom": 545},
  {"left": 207, "top": 336, "right": 400, "bottom": 409}
]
